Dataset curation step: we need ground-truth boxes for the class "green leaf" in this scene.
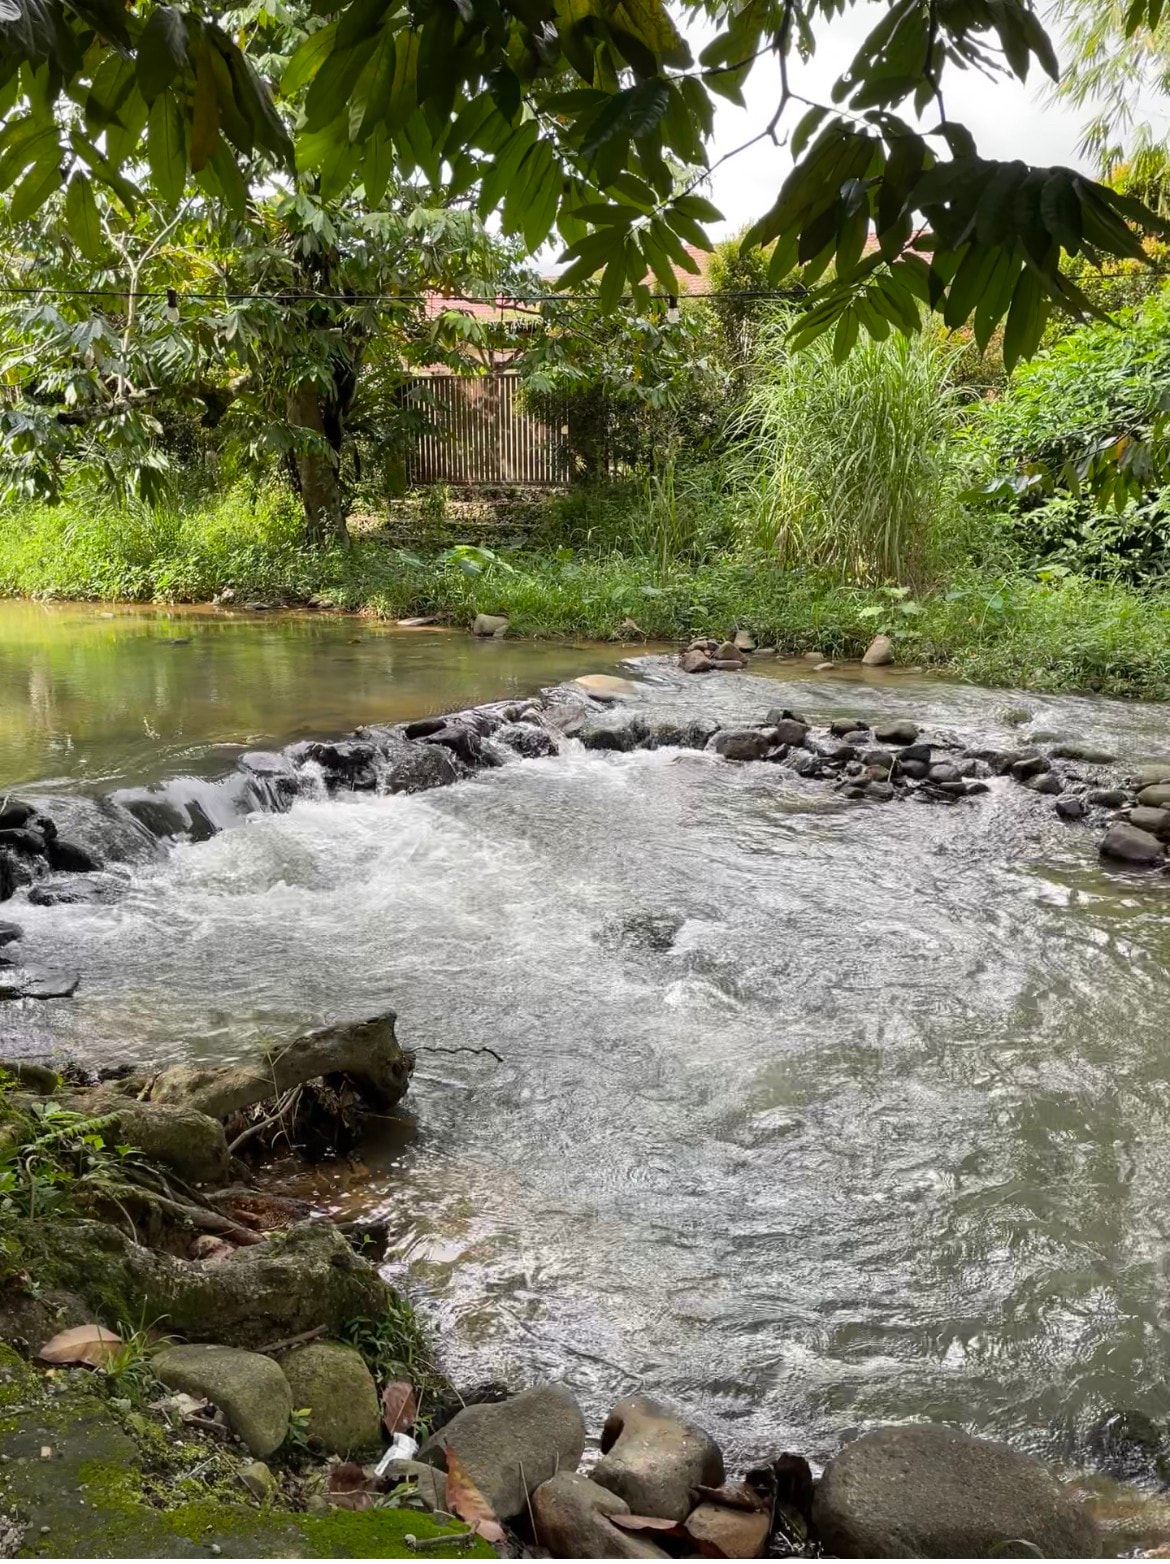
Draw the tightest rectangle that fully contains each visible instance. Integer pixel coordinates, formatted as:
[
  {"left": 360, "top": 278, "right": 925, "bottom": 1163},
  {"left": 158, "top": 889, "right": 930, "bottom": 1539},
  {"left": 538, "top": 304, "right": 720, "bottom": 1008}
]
[
  {"left": 281, "top": 21, "right": 337, "bottom": 96},
  {"left": 304, "top": 42, "right": 367, "bottom": 130},
  {"left": 189, "top": 43, "right": 219, "bottom": 172},
  {"left": 147, "top": 88, "right": 186, "bottom": 206},
  {"left": 198, "top": 138, "right": 247, "bottom": 215},
  {"left": 832, "top": 305, "right": 859, "bottom": 363},
  {"left": 598, "top": 245, "right": 627, "bottom": 310},
  {"left": 1039, "top": 169, "right": 1083, "bottom": 254},
  {"left": 672, "top": 192, "right": 720, "bottom": 223},
  {"left": 9, "top": 152, "right": 62, "bottom": 221},
  {"left": 361, "top": 121, "right": 392, "bottom": 204},
  {"left": 136, "top": 5, "right": 188, "bottom": 104},
  {"left": 208, "top": 25, "right": 293, "bottom": 163},
  {"left": 1002, "top": 262, "right": 1045, "bottom": 372},
  {"left": 64, "top": 171, "right": 105, "bottom": 260},
  {"left": 520, "top": 141, "right": 563, "bottom": 252},
  {"left": 580, "top": 78, "right": 669, "bottom": 160}
]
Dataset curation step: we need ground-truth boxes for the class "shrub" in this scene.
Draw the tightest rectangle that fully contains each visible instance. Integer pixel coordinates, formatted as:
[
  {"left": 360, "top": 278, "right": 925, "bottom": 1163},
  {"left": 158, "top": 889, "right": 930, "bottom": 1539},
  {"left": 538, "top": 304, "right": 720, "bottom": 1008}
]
[{"left": 727, "top": 316, "right": 969, "bottom": 586}]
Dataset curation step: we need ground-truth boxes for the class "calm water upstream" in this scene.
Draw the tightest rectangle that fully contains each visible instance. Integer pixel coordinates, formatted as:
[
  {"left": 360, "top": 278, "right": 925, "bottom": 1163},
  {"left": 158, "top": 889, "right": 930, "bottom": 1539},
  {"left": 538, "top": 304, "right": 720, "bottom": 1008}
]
[{"left": 5, "top": 602, "right": 1170, "bottom": 1474}]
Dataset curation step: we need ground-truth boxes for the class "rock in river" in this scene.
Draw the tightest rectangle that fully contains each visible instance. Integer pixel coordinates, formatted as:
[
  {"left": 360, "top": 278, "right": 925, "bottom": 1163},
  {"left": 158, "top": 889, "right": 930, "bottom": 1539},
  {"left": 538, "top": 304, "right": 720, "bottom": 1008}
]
[
  {"left": 862, "top": 635, "right": 895, "bottom": 666},
  {"left": 708, "top": 728, "right": 772, "bottom": 762},
  {"left": 420, "top": 1384, "right": 586, "bottom": 1521},
  {"left": 811, "top": 1424, "right": 1099, "bottom": 1558},
  {"left": 592, "top": 1393, "right": 724, "bottom": 1522},
  {"left": 1100, "top": 822, "right": 1166, "bottom": 866},
  {"left": 471, "top": 614, "right": 508, "bottom": 637},
  {"left": 1137, "top": 783, "right": 1170, "bottom": 809},
  {"left": 153, "top": 1345, "right": 292, "bottom": 1457},
  {"left": 873, "top": 720, "right": 920, "bottom": 745}
]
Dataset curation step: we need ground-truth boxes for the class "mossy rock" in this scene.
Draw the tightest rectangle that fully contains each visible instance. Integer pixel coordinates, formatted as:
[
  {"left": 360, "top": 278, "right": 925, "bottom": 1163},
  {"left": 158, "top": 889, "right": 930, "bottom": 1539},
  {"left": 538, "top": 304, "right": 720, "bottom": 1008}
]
[
  {"left": 280, "top": 1343, "right": 382, "bottom": 1456},
  {"left": 0, "top": 1347, "right": 491, "bottom": 1559},
  {"left": 27, "top": 1219, "right": 391, "bottom": 1348}
]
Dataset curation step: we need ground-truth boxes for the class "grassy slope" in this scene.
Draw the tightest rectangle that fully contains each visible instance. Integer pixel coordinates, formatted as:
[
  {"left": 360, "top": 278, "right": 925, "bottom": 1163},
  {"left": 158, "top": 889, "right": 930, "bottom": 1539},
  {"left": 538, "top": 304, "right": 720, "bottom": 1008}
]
[{"left": 1, "top": 492, "right": 1169, "bottom": 701}]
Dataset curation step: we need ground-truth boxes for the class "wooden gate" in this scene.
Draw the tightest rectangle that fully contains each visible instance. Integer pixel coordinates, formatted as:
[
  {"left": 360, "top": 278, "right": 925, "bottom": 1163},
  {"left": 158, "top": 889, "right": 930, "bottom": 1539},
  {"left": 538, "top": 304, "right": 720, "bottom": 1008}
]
[{"left": 405, "top": 373, "right": 570, "bottom": 486}]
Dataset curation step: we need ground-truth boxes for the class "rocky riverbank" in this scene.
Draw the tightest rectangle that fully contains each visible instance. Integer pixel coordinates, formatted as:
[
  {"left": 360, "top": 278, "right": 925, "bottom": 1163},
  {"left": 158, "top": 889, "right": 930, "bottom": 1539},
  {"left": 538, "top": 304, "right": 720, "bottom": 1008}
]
[{"left": 5, "top": 665, "right": 1170, "bottom": 1556}]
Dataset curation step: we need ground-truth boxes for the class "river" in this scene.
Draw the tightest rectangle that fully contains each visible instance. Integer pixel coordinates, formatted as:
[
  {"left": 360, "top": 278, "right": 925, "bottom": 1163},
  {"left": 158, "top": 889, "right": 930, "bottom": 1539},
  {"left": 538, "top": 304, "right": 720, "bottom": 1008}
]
[{"left": 4, "top": 601, "right": 1170, "bottom": 1476}]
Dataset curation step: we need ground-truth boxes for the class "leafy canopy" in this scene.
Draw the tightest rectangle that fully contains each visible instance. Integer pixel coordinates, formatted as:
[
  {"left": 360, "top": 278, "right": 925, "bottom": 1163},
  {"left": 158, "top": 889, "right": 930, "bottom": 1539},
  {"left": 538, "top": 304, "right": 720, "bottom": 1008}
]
[{"left": 2, "top": 0, "right": 1170, "bottom": 370}]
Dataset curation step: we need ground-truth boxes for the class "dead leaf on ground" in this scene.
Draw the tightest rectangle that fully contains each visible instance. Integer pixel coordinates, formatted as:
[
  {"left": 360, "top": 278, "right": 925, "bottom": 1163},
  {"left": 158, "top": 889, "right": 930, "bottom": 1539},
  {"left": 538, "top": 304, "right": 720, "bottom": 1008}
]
[
  {"left": 37, "top": 1324, "right": 122, "bottom": 1368},
  {"left": 327, "top": 1461, "right": 378, "bottom": 1511},
  {"left": 381, "top": 1379, "right": 417, "bottom": 1435},
  {"left": 150, "top": 1391, "right": 211, "bottom": 1421},
  {"left": 445, "top": 1448, "right": 506, "bottom": 1544},
  {"left": 609, "top": 1514, "right": 688, "bottom": 1536}
]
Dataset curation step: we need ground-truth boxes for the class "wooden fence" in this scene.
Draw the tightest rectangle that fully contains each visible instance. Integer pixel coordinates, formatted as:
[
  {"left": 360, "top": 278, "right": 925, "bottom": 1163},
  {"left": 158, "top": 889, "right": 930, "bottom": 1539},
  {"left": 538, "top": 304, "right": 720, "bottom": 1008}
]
[{"left": 404, "top": 373, "right": 571, "bottom": 487}]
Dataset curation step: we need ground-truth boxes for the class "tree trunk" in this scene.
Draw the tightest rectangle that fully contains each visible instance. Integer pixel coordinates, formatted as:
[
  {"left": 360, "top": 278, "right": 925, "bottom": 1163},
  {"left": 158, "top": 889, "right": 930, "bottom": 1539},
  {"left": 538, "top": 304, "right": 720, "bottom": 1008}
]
[{"left": 286, "top": 384, "right": 349, "bottom": 547}]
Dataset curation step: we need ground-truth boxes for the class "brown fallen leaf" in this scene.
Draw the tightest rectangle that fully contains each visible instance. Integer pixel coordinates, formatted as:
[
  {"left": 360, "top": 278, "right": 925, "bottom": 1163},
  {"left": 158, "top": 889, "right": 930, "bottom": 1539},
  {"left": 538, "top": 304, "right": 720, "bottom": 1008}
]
[
  {"left": 609, "top": 1514, "right": 688, "bottom": 1536},
  {"left": 37, "top": 1324, "right": 122, "bottom": 1368},
  {"left": 381, "top": 1379, "right": 418, "bottom": 1436},
  {"left": 327, "top": 1460, "right": 378, "bottom": 1511},
  {"left": 445, "top": 1448, "right": 506, "bottom": 1544}
]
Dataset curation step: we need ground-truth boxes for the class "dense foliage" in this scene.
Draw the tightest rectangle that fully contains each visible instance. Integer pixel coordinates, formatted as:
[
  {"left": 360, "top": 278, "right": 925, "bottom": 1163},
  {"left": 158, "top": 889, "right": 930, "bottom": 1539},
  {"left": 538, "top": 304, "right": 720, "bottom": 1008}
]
[{"left": 969, "top": 283, "right": 1170, "bottom": 580}]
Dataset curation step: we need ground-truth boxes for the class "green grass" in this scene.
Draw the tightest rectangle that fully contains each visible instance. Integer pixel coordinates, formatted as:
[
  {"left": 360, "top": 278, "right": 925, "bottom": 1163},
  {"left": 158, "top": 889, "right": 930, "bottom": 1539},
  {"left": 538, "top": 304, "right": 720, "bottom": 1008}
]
[
  {"left": 2, "top": 486, "right": 1170, "bottom": 700},
  {"left": 726, "top": 320, "right": 970, "bottom": 586}
]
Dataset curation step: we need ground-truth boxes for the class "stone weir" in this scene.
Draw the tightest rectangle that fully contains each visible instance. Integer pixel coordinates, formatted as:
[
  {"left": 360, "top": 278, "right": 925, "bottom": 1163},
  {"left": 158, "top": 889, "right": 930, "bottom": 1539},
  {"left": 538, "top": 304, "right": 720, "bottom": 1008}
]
[{"left": 2, "top": 668, "right": 1169, "bottom": 1000}]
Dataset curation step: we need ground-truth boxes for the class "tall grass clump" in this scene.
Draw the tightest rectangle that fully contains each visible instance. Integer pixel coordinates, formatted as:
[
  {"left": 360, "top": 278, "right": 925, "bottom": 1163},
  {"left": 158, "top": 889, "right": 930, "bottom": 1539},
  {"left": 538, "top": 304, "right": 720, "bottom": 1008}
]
[{"left": 729, "top": 316, "right": 968, "bottom": 586}]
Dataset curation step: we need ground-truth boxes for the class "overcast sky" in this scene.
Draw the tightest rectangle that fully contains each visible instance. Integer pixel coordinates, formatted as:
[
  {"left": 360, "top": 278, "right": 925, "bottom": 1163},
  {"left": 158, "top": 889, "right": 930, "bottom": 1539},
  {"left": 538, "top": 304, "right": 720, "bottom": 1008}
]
[{"left": 692, "top": 6, "right": 1097, "bottom": 238}]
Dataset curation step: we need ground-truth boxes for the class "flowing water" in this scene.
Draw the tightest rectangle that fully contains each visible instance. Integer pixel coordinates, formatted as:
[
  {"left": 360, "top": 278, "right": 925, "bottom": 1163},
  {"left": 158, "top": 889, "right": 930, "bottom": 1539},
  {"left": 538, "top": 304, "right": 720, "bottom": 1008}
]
[{"left": 6, "top": 603, "right": 1170, "bottom": 1474}]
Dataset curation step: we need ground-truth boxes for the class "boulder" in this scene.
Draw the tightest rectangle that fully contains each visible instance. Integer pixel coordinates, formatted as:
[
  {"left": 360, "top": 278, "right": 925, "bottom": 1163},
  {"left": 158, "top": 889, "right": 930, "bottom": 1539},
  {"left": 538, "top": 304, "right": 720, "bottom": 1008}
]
[
  {"left": 873, "top": 720, "right": 919, "bottom": 745},
  {"left": 802, "top": 650, "right": 827, "bottom": 664},
  {"left": 148, "top": 1012, "right": 411, "bottom": 1120},
  {"left": 1137, "top": 784, "right": 1170, "bottom": 809},
  {"left": 533, "top": 1472, "right": 669, "bottom": 1560},
  {"left": 685, "top": 1501, "right": 770, "bottom": 1558},
  {"left": 384, "top": 1460, "right": 449, "bottom": 1513},
  {"left": 44, "top": 1219, "right": 392, "bottom": 1349},
  {"left": 862, "top": 635, "right": 894, "bottom": 667},
  {"left": 45, "top": 838, "right": 101, "bottom": 873},
  {"left": 708, "top": 729, "right": 771, "bottom": 763},
  {"left": 733, "top": 630, "right": 756, "bottom": 652},
  {"left": 419, "top": 1384, "right": 586, "bottom": 1521},
  {"left": 1100, "top": 823, "right": 1165, "bottom": 866},
  {"left": 1024, "top": 773, "right": 1061, "bottom": 796},
  {"left": 1055, "top": 795, "right": 1087, "bottom": 822},
  {"left": 1131, "top": 805, "right": 1170, "bottom": 839},
  {"left": 472, "top": 614, "right": 508, "bottom": 637},
  {"left": 84, "top": 1097, "right": 230, "bottom": 1185},
  {"left": 811, "top": 1424, "right": 1099, "bottom": 1559},
  {"left": 1088, "top": 789, "right": 1128, "bottom": 808},
  {"left": 1050, "top": 743, "right": 1117, "bottom": 764},
  {"left": 678, "top": 649, "right": 713, "bottom": 674},
  {"left": 865, "top": 780, "right": 895, "bottom": 801},
  {"left": 28, "top": 874, "right": 122, "bottom": 907},
  {"left": 582, "top": 722, "right": 648, "bottom": 754},
  {"left": 574, "top": 674, "right": 639, "bottom": 700},
  {"left": 1134, "top": 763, "right": 1170, "bottom": 787},
  {"left": 0, "top": 968, "right": 80, "bottom": 1001},
  {"left": 714, "top": 641, "right": 746, "bottom": 667},
  {"left": 830, "top": 718, "right": 869, "bottom": 738},
  {"left": 1012, "top": 754, "right": 1051, "bottom": 781},
  {"left": 762, "top": 714, "right": 808, "bottom": 746},
  {"left": 0, "top": 801, "right": 35, "bottom": 831},
  {"left": 382, "top": 739, "right": 462, "bottom": 794},
  {"left": 0, "top": 1060, "right": 59, "bottom": 1094},
  {"left": 496, "top": 722, "right": 558, "bottom": 759},
  {"left": 153, "top": 1345, "right": 292, "bottom": 1457},
  {"left": 592, "top": 1393, "right": 724, "bottom": 1522},
  {"left": 815, "top": 661, "right": 835, "bottom": 671},
  {"left": 279, "top": 1342, "right": 381, "bottom": 1455}
]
